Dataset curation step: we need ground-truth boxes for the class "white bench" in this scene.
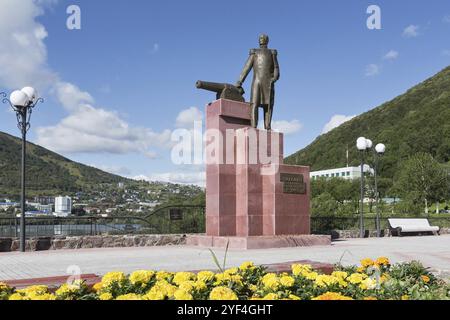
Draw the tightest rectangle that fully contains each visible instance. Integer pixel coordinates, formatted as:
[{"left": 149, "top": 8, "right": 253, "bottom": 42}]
[{"left": 388, "top": 219, "right": 440, "bottom": 237}]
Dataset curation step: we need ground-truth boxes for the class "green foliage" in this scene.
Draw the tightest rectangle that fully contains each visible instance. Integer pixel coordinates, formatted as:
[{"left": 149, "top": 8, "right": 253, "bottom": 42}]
[
  {"left": 286, "top": 66, "right": 450, "bottom": 182},
  {"left": 394, "top": 152, "right": 450, "bottom": 214},
  {"left": 311, "top": 178, "right": 359, "bottom": 216}
]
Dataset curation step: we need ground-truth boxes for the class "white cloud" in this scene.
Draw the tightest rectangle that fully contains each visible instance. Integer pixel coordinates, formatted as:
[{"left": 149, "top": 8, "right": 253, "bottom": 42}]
[
  {"left": 134, "top": 171, "right": 206, "bottom": 187},
  {"left": 272, "top": 120, "right": 303, "bottom": 135},
  {"left": 175, "top": 107, "right": 203, "bottom": 128},
  {"left": 0, "top": 0, "right": 57, "bottom": 91},
  {"left": 403, "top": 25, "right": 419, "bottom": 38},
  {"left": 322, "top": 115, "right": 356, "bottom": 134},
  {"left": 443, "top": 15, "right": 450, "bottom": 23},
  {"left": 383, "top": 50, "right": 399, "bottom": 61},
  {"left": 442, "top": 50, "right": 450, "bottom": 56},
  {"left": 0, "top": 0, "right": 173, "bottom": 158},
  {"left": 365, "top": 64, "right": 380, "bottom": 77},
  {"left": 54, "top": 82, "right": 94, "bottom": 111},
  {"left": 36, "top": 104, "right": 171, "bottom": 154}
]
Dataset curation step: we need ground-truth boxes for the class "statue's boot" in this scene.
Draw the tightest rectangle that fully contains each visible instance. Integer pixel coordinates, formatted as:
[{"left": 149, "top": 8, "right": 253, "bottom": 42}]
[{"left": 265, "top": 105, "right": 273, "bottom": 131}]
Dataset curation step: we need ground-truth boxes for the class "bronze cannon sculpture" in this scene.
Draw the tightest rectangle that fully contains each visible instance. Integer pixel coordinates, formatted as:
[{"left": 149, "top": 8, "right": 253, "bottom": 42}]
[{"left": 196, "top": 81, "right": 245, "bottom": 103}]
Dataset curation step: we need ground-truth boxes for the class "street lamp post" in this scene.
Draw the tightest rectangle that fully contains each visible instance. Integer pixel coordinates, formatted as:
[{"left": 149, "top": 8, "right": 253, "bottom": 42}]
[
  {"left": 357, "top": 137, "right": 369, "bottom": 238},
  {"left": 1, "top": 88, "right": 43, "bottom": 252},
  {"left": 374, "top": 143, "right": 386, "bottom": 238}
]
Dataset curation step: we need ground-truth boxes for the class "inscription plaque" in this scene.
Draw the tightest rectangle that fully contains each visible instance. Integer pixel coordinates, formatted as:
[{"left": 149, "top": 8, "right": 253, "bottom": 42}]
[{"left": 280, "top": 173, "right": 307, "bottom": 195}]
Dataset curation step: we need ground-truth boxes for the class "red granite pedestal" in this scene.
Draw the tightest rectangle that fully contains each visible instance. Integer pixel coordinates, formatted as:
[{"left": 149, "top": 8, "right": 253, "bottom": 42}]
[{"left": 187, "top": 99, "right": 330, "bottom": 249}]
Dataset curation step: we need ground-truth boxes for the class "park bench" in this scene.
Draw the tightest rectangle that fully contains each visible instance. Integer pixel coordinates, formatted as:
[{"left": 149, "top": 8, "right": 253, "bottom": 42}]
[{"left": 388, "top": 219, "right": 440, "bottom": 237}]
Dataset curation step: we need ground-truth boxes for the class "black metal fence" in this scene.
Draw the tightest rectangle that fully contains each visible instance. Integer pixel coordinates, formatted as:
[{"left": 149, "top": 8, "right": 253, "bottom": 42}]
[
  {"left": 0, "top": 205, "right": 206, "bottom": 238},
  {"left": 1, "top": 208, "right": 449, "bottom": 238},
  {"left": 311, "top": 216, "right": 450, "bottom": 235}
]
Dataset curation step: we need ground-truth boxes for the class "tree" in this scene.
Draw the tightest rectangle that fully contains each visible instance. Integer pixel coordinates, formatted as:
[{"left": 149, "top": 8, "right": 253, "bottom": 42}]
[{"left": 394, "top": 153, "right": 449, "bottom": 215}]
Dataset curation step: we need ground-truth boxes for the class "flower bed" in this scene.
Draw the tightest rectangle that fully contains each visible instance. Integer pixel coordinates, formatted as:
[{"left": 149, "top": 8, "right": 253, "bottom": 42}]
[{"left": 1, "top": 258, "right": 449, "bottom": 300}]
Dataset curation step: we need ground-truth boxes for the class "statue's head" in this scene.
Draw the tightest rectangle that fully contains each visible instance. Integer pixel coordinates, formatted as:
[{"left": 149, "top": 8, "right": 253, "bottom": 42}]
[{"left": 259, "top": 34, "right": 269, "bottom": 47}]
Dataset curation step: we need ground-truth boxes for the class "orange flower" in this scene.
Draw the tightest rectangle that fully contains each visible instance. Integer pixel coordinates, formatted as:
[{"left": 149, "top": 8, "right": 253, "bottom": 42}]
[
  {"left": 312, "top": 292, "right": 353, "bottom": 301},
  {"left": 375, "top": 257, "right": 390, "bottom": 267},
  {"left": 421, "top": 275, "right": 430, "bottom": 283},
  {"left": 360, "top": 258, "right": 375, "bottom": 268}
]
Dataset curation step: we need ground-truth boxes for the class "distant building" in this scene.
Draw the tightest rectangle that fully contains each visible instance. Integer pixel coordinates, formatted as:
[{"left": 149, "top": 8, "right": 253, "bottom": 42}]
[
  {"left": 54, "top": 196, "right": 72, "bottom": 217},
  {"left": 33, "top": 196, "right": 55, "bottom": 205},
  {"left": 310, "top": 165, "right": 374, "bottom": 181},
  {"left": 0, "top": 202, "right": 18, "bottom": 210},
  {"left": 27, "top": 202, "right": 53, "bottom": 214}
]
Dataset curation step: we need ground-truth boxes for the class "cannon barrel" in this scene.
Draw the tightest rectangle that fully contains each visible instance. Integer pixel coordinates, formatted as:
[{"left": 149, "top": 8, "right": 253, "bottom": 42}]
[
  {"left": 196, "top": 80, "right": 245, "bottom": 103},
  {"left": 196, "top": 81, "right": 227, "bottom": 93}
]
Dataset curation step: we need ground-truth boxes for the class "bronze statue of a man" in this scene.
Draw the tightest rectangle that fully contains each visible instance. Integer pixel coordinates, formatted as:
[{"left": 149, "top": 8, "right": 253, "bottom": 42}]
[{"left": 236, "top": 34, "right": 280, "bottom": 130}]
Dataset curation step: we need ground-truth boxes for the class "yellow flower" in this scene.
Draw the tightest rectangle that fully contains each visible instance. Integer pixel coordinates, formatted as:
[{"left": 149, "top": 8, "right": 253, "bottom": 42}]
[
  {"left": 262, "top": 293, "right": 279, "bottom": 300},
  {"left": 288, "top": 294, "right": 301, "bottom": 300},
  {"left": 375, "top": 257, "right": 390, "bottom": 267},
  {"left": 143, "top": 291, "right": 165, "bottom": 300},
  {"left": 194, "top": 281, "right": 207, "bottom": 291},
  {"left": 292, "top": 264, "right": 312, "bottom": 276},
  {"left": 197, "top": 271, "right": 215, "bottom": 282},
  {"left": 174, "top": 289, "right": 193, "bottom": 300},
  {"left": 92, "top": 282, "right": 103, "bottom": 292},
  {"left": 262, "top": 273, "right": 280, "bottom": 290},
  {"left": 209, "top": 286, "right": 238, "bottom": 300},
  {"left": 9, "top": 293, "right": 25, "bottom": 300},
  {"left": 178, "top": 280, "right": 195, "bottom": 292},
  {"left": 360, "top": 258, "right": 375, "bottom": 268},
  {"left": 19, "top": 285, "right": 49, "bottom": 296},
  {"left": 224, "top": 268, "right": 239, "bottom": 275},
  {"left": 55, "top": 283, "right": 82, "bottom": 298},
  {"left": 156, "top": 271, "right": 173, "bottom": 281},
  {"left": 116, "top": 293, "right": 142, "bottom": 300},
  {"left": 332, "top": 271, "right": 348, "bottom": 280},
  {"left": 214, "top": 273, "right": 232, "bottom": 285},
  {"left": 401, "top": 295, "right": 409, "bottom": 301},
  {"left": 357, "top": 267, "right": 365, "bottom": 273},
  {"left": 315, "top": 275, "right": 338, "bottom": 287},
  {"left": 28, "top": 293, "right": 56, "bottom": 300},
  {"left": 360, "top": 278, "right": 377, "bottom": 290},
  {"left": 249, "top": 284, "right": 258, "bottom": 292},
  {"left": 173, "top": 272, "right": 195, "bottom": 286},
  {"left": 239, "top": 262, "right": 255, "bottom": 271},
  {"left": 364, "top": 296, "right": 377, "bottom": 300},
  {"left": 279, "top": 276, "right": 295, "bottom": 288},
  {"left": 101, "top": 271, "right": 127, "bottom": 287},
  {"left": 312, "top": 292, "right": 353, "bottom": 301},
  {"left": 99, "top": 293, "right": 113, "bottom": 300},
  {"left": 421, "top": 275, "right": 430, "bottom": 283},
  {"left": 348, "top": 273, "right": 368, "bottom": 285},
  {"left": 304, "top": 271, "right": 318, "bottom": 281},
  {"left": 129, "top": 270, "right": 155, "bottom": 286},
  {"left": 150, "top": 280, "right": 177, "bottom": 298},
  {"left": 380, "top": 274, "right": 389, "bottom": 283}
]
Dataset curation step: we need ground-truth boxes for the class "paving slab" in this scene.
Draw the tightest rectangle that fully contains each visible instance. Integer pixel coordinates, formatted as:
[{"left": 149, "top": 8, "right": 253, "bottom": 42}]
[{"left": 0, "top": 235, "right": 449, "bottom": 281}]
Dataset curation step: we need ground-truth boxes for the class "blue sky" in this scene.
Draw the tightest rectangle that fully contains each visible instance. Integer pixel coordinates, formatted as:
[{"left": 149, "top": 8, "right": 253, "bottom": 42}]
[{"left": 0, "top": 0, "right": 449, "bottom": 186}]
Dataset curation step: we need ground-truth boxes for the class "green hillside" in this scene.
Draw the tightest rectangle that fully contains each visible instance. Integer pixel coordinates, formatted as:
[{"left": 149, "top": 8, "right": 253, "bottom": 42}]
[
  {"left": 286, "top": 66, "right": 450, "bottom": 179},
  {"left": 0, "top": 132, "right": 128, "bottom": 197}
]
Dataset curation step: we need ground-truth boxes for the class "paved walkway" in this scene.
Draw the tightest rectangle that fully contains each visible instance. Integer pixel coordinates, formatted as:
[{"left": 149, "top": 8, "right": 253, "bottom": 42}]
[{"left": 1, "top": 235, "right": 449, "bottom": 281}]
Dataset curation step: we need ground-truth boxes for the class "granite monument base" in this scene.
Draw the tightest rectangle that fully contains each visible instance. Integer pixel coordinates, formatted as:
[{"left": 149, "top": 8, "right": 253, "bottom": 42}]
[{"left": 186, "top": 234, "right": 331, "bottom": 250}]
